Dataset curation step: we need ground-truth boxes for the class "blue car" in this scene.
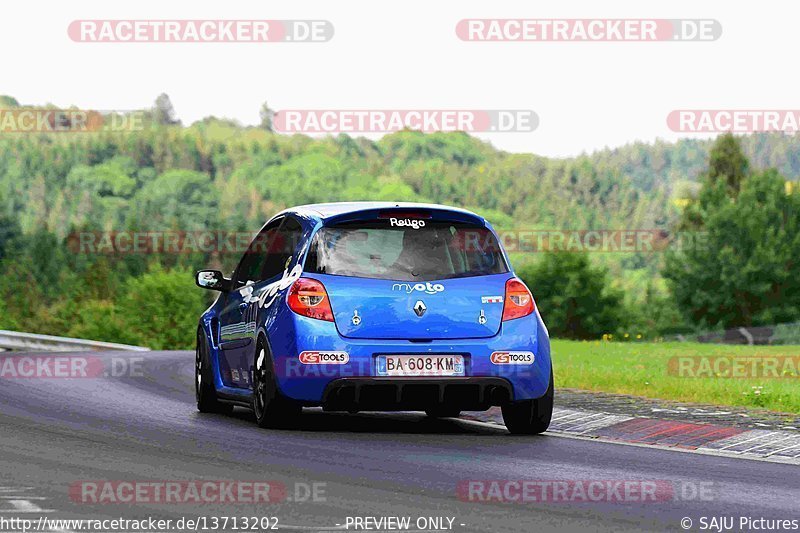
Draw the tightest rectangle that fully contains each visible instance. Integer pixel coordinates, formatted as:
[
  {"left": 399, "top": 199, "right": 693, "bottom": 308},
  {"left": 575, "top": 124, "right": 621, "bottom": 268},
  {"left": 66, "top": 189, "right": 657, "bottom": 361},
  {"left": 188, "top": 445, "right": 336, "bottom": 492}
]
[{"left": 195, "top": 202, "right": 553, "bottom": 434}]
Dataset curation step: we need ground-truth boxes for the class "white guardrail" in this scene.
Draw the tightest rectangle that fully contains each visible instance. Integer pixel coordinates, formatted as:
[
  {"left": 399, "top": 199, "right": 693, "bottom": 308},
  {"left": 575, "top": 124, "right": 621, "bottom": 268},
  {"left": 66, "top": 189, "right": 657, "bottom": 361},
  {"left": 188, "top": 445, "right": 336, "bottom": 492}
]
[{"left": 0, "top": 330, "right": 150, "bottom": 352}]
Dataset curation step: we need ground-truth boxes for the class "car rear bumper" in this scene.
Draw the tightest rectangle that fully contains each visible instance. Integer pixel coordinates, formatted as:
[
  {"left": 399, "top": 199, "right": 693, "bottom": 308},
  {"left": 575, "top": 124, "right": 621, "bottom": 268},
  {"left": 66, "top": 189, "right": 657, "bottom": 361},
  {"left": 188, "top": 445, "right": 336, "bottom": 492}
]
[
  {"left": 269, "top": 309, "right": 552, "bottom": 407},
  {"left": 322, "top": 377, "right": 513, "bottom": 411}
]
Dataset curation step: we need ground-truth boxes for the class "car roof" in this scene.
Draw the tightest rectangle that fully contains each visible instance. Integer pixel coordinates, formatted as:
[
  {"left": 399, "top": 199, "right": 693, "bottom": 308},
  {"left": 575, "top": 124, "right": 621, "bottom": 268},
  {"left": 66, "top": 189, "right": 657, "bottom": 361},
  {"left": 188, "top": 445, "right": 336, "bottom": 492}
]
[{"left": 284, "top": 202, "right": 485, "bottom": 222}]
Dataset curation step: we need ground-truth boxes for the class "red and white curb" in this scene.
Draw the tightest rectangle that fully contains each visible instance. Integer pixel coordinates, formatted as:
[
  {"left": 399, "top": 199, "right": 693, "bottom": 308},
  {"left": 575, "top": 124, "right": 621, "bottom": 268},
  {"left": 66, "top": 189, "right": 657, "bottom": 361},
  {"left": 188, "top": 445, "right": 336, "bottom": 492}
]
[{"left": 461, "top": 407, "right": 800, "bottom": 465}]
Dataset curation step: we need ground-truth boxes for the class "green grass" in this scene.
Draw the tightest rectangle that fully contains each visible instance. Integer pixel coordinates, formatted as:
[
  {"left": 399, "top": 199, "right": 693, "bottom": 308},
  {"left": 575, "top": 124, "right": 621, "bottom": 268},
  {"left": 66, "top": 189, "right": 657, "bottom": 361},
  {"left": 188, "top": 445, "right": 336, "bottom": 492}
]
[{"left": 552, "top": 340, "right": 800, "bottom": 414}]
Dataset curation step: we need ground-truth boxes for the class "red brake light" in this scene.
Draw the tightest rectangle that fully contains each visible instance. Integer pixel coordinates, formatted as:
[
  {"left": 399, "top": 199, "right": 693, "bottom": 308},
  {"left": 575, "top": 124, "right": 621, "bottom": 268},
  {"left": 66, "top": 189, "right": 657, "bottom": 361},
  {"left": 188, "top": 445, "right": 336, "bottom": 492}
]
[
  {"left": 502, "top": 278, "right": 535, "bottom": 321},
  {"left": 287, "top": 278, "right": 334, "bottom": 321}
]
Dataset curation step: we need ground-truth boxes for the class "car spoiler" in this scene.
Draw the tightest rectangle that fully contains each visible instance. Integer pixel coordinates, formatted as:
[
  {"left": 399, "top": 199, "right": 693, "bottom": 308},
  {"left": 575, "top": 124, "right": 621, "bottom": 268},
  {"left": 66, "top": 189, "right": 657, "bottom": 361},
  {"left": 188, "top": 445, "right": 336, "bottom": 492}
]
[{"left": 322, "top": 206, "right": 487, "bottom": 227}]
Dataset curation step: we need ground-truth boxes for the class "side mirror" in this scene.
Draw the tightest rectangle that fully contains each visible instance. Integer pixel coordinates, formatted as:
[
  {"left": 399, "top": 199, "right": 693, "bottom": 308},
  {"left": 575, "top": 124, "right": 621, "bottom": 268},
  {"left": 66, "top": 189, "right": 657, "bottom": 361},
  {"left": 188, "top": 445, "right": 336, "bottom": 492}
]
[{"left": 195, "top": 270, "right": 231, "bottom": 292}]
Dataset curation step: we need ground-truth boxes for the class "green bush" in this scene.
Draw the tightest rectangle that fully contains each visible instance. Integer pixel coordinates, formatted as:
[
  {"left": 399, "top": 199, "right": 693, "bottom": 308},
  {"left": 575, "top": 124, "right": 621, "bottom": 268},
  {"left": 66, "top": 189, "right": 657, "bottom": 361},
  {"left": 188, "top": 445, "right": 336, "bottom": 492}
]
[
  {"left": 117, "top": 266, "right": 206, "bottom": 349},
  {"left": 0, "top": 298, "right": 20, "bottom": 331},
  {"left": 65, "top": 300, "right": 140, "bottom": 346},
  {"left": 517, "top": 253, "right": 625, "bottom": 340}
]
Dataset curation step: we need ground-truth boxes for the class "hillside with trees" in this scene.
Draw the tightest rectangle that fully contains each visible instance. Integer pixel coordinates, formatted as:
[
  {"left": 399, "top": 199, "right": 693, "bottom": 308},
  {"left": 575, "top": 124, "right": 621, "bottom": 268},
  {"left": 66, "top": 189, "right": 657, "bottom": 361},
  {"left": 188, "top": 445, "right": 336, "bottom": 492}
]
[{"left": 1, "top": 95, "right": 799, "bottom": 345}]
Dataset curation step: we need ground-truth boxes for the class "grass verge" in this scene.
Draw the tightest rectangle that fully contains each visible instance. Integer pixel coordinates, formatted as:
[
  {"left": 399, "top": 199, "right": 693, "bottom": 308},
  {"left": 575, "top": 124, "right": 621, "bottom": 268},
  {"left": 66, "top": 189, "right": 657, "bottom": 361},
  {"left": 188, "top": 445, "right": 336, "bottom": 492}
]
[{"left": 552, "top": 340, "right": 800, "bottom": 413}]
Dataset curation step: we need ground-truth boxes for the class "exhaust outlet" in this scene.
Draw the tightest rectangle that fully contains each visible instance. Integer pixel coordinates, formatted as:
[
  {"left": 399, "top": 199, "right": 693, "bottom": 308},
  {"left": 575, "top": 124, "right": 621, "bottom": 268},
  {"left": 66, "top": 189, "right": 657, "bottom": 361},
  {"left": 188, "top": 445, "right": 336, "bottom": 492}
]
[{"left": 488, "top": 386, "right": 510, "bottom": 405}]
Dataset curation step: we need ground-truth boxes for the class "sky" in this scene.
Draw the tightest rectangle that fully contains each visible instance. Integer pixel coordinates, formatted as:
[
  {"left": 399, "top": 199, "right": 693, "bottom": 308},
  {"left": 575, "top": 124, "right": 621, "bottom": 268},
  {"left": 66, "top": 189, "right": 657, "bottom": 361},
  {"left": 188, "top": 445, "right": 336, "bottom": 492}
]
[{"left": 2, "top": 1, "right": 795, "bottom": 157}]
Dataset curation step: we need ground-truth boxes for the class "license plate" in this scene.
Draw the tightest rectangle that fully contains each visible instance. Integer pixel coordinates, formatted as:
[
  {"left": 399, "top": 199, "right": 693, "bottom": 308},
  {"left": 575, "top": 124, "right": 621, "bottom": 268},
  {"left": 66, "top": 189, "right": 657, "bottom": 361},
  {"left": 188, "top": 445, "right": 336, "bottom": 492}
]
[{"left": 375, "top": 355, "right": 465, "bottom": 377}]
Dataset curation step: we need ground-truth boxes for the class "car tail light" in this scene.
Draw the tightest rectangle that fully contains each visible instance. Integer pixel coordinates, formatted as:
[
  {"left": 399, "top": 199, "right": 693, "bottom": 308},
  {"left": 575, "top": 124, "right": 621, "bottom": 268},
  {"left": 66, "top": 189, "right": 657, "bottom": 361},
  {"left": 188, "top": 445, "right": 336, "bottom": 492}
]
[
  {"left": 287, "top": 278, "right": 334, "bottom": 321},
  {"left": 502, "top": 278, "right": 535, "bottom": 321}
]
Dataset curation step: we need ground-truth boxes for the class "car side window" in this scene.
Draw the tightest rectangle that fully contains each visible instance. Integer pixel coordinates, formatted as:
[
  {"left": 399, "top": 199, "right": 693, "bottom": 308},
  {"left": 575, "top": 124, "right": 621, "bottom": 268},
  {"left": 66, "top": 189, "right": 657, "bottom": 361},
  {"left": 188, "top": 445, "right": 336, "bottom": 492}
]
[
  {"left": 234, "top": 219, "right": 282, "bottom": 286},
  {"left": 260, "top": 217, "right": 303, "bottom": 280}
]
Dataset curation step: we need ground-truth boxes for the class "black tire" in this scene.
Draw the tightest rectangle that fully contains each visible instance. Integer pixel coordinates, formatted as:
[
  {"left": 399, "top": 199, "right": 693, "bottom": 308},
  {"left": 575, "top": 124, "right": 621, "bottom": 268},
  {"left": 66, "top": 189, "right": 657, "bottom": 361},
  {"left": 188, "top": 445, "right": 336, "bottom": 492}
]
[
  {"left": 501, "top": 369, "right": 554, "bottom": 435},
  {"left": 425, "top": 408, "right": 461, "bottom": 418},
  {"left": 252, "top": 338, "right": 301, "bottom": 428},
  {"left": 196, "top": 328, "right": 234, "bottom": 415}
]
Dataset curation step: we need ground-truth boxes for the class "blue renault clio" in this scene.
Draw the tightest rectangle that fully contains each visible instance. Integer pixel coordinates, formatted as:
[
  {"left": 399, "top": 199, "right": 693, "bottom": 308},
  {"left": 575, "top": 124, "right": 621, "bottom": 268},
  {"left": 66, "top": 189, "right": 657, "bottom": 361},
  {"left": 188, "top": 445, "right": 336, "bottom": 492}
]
[{"left": 195, "top": 202, "right": 553, "bottom": 434}]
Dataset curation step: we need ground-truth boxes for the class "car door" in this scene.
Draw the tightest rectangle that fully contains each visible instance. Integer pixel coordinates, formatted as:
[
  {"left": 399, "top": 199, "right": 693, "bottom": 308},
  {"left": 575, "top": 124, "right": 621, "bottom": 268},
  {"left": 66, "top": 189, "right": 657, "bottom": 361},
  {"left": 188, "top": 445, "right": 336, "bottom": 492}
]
[{"left": 218, "top": 218, "right": 283, "bottom": 388}]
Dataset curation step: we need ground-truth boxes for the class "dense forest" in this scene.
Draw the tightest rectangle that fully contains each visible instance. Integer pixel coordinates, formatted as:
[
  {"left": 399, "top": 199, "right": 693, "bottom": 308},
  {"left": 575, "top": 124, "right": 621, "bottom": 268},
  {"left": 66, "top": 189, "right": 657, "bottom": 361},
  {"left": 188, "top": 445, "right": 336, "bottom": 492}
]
[{"left": 1, "top": 95, "right": 799, "bottom": 347}]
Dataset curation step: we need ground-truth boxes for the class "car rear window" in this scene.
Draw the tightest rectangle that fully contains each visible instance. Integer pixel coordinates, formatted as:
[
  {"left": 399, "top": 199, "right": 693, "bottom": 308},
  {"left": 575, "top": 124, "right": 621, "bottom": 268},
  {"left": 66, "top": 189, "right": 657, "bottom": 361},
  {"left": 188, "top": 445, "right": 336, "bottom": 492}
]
[{"left": 305, "top": 219, "right": 508, "bottom": 282}]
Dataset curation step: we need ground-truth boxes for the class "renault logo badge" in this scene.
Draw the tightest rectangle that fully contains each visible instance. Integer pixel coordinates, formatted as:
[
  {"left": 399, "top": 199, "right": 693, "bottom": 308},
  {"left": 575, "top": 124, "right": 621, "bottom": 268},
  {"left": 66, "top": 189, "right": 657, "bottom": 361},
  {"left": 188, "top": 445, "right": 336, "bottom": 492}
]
[{"left": 413, "top": 300, "right": 427, "bottom": 317}]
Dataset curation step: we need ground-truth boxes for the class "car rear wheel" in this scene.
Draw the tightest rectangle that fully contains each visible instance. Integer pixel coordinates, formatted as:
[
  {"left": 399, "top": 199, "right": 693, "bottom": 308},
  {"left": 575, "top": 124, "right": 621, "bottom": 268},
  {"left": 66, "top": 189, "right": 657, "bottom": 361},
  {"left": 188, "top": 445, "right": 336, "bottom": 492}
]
[
  {"left": 501, "top": 369, "right": 553, "bottom": 435},
  {"left": 196, "top": 329, "right": 234, "bottom": 415},
  {"left": 252, "top": 340, "right": 301, "bottom": 428},
  {"left": 425, "top": 408, "right": 461, "bottom": 418}
]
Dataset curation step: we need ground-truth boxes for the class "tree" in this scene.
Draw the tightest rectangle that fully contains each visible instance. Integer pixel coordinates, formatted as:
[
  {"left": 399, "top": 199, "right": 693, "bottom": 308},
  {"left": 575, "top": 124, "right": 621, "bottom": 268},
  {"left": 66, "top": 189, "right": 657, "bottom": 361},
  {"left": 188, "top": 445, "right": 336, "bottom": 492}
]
[
  {"left": 153, "top": 93, "right": 180, "bottom": 125},
  {"left": 679, "top": 134, "right": 750, "bottom": 230},
  {"left": 0, "top": 95, "right": 20, "bottom": 107},
  {"left": 665, "top": 134, "right": 800, "bottom": 328},
  {"left": 129, "top": 169, "right": 219, "bottom": 230},
  {"left": 23, "top": 229, "right": 68, "bottom": 287},
  {"left": 259, "top": 102, "right": 274, "bottom": 132},
  {"left": 64, "top": 158, "right": 137, "bottom": 227},
  {"left": 0, "top": 212, "right": 22, "bottom": 262},
  {"left": 664, "top": 169, "right": 800, "bottom": 328},
  {"left": 708, "top": 133, "right": 749, "bottom": 196},
  {"left": 517, "top": 253, "right": 625, "bottom": 339}
]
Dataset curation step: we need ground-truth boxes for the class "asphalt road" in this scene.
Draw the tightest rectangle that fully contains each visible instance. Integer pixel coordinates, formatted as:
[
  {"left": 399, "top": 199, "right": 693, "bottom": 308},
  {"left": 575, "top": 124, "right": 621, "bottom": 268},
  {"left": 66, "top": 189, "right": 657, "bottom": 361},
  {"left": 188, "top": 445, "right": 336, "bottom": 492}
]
[{"left": 0, "top": 351, "right": 797, "bottom": 533}]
